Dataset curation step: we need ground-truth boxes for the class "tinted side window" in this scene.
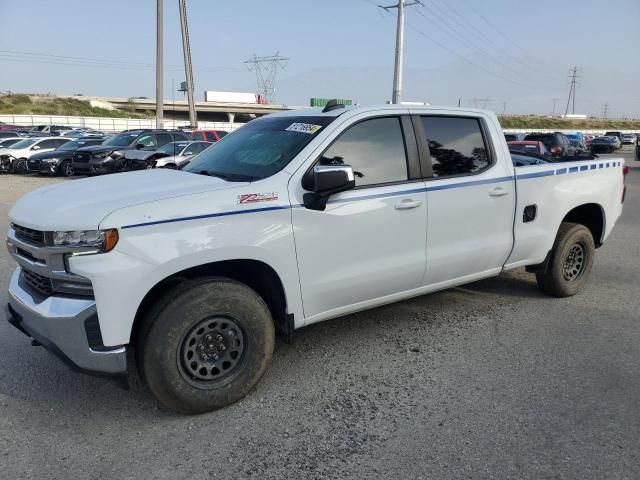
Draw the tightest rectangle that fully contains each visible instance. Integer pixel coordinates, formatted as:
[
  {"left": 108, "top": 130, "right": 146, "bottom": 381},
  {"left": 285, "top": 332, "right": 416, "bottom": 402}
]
[
  {"left": 136, "top": 134, "right": 156, "bottom": 148},
  {"left": 189, "top": 143, "right": 208, "bottom": 154},
  {"left": 421, "top": 116, "right": 490, "bottom": 177},
  {"left": 156, "top": 133, "right": 173, "bottom": 146},
  {"left": 319, "top": 117, "right": 408, "bottom": 187},
  {"left": 37, "top": 139, "right": 60, "bottom": 148},
  {"left": 172, "top": 132, "right": 189, "bottom": 142}
]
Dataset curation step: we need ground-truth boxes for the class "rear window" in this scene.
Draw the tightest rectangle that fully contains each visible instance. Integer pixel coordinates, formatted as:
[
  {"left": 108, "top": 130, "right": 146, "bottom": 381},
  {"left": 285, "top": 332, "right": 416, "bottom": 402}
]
[
  {"left": 509, "top": 143, "right": 539, "bottom": 153},
  {"left": 524, "top": 134, "right": 554, "bottom": 148}
]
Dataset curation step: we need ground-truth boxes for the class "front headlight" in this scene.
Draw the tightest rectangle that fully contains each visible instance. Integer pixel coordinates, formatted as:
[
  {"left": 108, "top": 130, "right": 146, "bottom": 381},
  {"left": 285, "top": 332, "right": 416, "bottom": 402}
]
[{"left": 53, "top": 228, "right": 119, "bottom": 253}]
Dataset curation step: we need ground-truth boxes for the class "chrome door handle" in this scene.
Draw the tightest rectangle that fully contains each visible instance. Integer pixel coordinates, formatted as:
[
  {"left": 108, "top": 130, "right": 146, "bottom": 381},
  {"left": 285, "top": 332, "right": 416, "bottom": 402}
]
[
  {"left": 488, "top": 187, "right": 509, "bottom": 197},
  {"left": 395, "top": 199, "right": 422, "bottom": 210}
]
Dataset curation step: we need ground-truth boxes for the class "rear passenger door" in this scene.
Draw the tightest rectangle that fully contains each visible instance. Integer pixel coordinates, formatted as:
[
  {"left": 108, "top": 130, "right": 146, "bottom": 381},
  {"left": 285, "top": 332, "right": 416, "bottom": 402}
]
[
  {"left": 417, "top": 114, "right": 516, "bottom": 286},
  {"left": 290, "top": 114, "right": 428, "bottom": 320}
]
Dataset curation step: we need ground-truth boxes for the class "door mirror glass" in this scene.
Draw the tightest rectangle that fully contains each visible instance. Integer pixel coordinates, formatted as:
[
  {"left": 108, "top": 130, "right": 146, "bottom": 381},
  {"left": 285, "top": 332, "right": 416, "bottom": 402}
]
[
  {"left": 135, "top": 143, "right": 145, "bottom": 150},
  {"left": 303, "top": 164, "right": 355, "bottom": 211}
]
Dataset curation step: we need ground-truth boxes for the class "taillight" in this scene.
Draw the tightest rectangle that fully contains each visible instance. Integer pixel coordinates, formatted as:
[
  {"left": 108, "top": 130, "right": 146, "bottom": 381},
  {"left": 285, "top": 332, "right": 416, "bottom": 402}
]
[{"left": 551, "top": 146, "right": 562, "bottom": 154}]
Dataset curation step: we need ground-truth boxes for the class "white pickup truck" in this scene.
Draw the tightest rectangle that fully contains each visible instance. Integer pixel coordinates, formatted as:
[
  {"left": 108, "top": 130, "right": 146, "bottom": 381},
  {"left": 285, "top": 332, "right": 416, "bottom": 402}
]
[{"left": 5, "top": 104, "right": 626, "bottom": 413}]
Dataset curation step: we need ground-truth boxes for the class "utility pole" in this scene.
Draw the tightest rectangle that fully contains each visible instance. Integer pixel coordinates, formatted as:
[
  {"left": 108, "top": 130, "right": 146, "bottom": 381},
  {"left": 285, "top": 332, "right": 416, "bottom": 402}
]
[
  {"left": 244, "top": 53, "right": 289, "bottom": 103},
  {"left": 603, "top": 102, "right": 609, "bottom": 119},
  {"left": 501, "top": 102, "right": 507, "bottom": 114},
  {"left": 179, "top": 0, "right": 197, "bottom": 127},
  {"left": 155, "top": 0, "right": 163, "bottom": 129},
  {"left": 564, "top": 66, "right": 581, "bottom": 116},
  {"left": 551, "top": 97, "right": 559, "bottom": 116},
  {"left": 380, "top": 0, "right": 420, "bottom": 104}
]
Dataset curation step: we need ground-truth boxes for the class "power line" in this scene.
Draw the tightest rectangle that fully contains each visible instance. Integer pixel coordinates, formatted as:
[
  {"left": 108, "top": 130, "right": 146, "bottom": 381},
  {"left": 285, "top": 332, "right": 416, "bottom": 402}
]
[
  {"left": 368, "top": 3, "right": 541, "bottom": 90},
  {"left": 413, "top": 5, "right": 551, "bottom": 89}
]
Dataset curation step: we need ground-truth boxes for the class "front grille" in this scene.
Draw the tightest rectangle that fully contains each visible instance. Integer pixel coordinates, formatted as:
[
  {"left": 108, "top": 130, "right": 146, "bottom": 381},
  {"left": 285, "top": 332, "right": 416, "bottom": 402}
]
[
  {"left": 23, "top": 269, "right": 54, "bottom": 296},
  {"left": 12, "top": 224, "right": 45, "bottom": 245},
  {"left": 75, "top": 153, "right": 90, "bottom": 163}
]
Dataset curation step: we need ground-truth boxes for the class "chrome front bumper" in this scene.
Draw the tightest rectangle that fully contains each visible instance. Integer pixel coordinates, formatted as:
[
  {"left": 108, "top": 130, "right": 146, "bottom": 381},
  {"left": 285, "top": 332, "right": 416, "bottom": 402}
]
[{"left": 6, "top": 268, "right": 127, "bottom": 376}]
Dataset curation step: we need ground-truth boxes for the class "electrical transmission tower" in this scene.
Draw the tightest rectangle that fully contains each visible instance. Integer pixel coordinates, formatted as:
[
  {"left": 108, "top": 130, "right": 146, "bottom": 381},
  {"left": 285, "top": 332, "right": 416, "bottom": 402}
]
[
  {"left": 563, "top": 66, "right": 581, "bottom": 116},
  {"left": 244, "top": 53, "right": 289, "bottom": 103},
  {"left": 551, "top": 98, "right": 559, "bottom": 116},
  {"left": 603, "top": 102, "right": 609, "bottom": 119}
]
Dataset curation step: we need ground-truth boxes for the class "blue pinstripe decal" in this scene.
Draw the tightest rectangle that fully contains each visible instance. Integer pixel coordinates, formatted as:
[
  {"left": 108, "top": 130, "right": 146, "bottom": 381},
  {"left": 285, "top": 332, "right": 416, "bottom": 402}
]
[
  {"left": 121, "top": 160, "right": 621, "bottom": 229},
  {"left": 121, "top": 205, "right": 290, "bottom": 229}
]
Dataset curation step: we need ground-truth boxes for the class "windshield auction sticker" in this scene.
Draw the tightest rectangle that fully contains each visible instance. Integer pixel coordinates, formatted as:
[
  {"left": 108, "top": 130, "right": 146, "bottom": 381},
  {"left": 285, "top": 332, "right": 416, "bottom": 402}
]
[
  {"left": 285, "top": 123, "right": 323, "bottom": 134},
  {"left": 238, "top": 192, "right": 279, "bottom": 204}
]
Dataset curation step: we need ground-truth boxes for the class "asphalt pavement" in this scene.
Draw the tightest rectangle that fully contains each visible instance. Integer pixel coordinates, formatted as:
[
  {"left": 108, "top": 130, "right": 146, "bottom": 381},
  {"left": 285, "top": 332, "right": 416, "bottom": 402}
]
[{"left": 0, "top": 148, "right": 638, "bottom": 479}]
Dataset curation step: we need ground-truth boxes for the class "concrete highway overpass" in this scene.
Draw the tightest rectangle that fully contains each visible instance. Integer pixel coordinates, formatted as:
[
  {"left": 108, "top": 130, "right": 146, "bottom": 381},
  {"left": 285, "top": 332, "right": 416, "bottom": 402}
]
[{"left": 68, "top": 95, "right": 303, "bottom": 126}]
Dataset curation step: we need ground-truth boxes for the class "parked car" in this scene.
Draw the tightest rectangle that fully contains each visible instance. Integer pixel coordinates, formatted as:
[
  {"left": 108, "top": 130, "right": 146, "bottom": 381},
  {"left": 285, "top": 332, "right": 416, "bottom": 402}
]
[
  {"left": 0, "top": 121, "right": 21, "bottom": 131},
  {"left": 565, "top": 134, "right": 588, "bottom": 154},
  {"left": 504, "top": 133, "right": 522, "bottom": 142},
  {"left": 523, "top": 132, "right": 576, "bottom": 158},
  {"left": 621, "top": 133, "right": 636, "bottom": 145},
  {"left": 61, "top": 129, "right": 105, "bottom": 138},
  {"left": 26, "top": 137, "right": 106, "bottom": 176},
  {"left": 73, "top": 129, "right": 189, "bottom": 175},
  {"left": 4, "top": 105, "right": 626, "bottom": 414},
  {"left": 189, "top": 129, "right": 228, "bottom": 143},
  {"left": 153, "top": 141, "right": 213, "bottom": 168},
  {"left": 508, "top": 140, "right": 550, "bottom": 157},
  {"left": 511, "top": 152, "right": 550, "bottom": 166},
  {"left": 0, "top": 137, "right": 70, "bottom": 173},
  {"left": 0, "top": 138, "right": 23, "bottom": 148},
  {"left": 605, "top": 131, "right": 623, "bottom": 144},
  {"left": 590, "top": 136, "right": 616, "bottom": 153},
  {"left": 606, "top": 135, "right": 622, "bottom": 149},
  {"left": 0, "top": 131, "right": 25, "bottom": 139}
]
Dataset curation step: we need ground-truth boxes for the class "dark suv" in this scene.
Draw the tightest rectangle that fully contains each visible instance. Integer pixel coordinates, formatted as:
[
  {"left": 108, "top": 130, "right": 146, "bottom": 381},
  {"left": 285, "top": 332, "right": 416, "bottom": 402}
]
[
  {"left": 523, "top": 132, "right": 576, "bottom": 159},
  {"left": 73, "top": 129, "right": 189, "bottom": 175}
]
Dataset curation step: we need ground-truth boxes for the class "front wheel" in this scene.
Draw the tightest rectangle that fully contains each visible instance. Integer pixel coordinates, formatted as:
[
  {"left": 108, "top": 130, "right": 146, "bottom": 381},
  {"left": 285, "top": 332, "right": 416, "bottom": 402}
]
[
  {"left": 536, "top": 222, "right": 595, "bottom": 297},
  {"left": 13, "top": 158, "right": 28, "bottom": 174},
  {"left": 59, "top": 160, "right": 74, "bottom": 177},
  {"left": 138, "top": 277, "right": 275, "bottom": 414}
]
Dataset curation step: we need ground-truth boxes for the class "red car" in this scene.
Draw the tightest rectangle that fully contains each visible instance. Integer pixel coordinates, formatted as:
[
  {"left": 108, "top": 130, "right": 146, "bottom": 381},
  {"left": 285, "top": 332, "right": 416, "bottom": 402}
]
[
  {"left": 189, "top": 129, "right": 228, "bottom": 142},
  {"left": 507, "top": 140, "right": 551, "bottom": 157}
]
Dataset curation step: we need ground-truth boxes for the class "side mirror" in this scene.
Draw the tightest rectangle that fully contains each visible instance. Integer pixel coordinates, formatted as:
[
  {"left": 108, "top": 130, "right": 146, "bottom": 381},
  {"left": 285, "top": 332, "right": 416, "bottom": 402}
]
[
  {"left": 303, "top": 164, "right": 355, "bottom": 211},
  {"left": 184, "top": 151, "right": 193, "bottom": 156},
  {"left": 135, "top": 143, "right": 145, "bottom": 150},
  {"left": 31, "top": 145, "right": 41, "bottom": 150}
]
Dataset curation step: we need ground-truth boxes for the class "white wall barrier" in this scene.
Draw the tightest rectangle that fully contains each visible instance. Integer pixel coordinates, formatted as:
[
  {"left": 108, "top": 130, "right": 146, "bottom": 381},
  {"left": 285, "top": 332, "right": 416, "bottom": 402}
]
[{"left": 0, "top": 114, "right": 241, "bottom": 133}]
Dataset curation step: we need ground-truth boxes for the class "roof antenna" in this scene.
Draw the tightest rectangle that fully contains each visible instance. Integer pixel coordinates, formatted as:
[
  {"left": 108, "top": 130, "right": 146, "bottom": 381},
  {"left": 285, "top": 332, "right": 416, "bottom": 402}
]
[{"left": 322, "top": 99, "right": 345, "bottom": 113}]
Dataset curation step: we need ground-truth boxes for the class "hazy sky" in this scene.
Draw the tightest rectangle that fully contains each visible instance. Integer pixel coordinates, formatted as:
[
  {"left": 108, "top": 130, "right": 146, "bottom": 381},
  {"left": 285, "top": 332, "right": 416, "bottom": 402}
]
[{"left": 1, "top": 0, "right": 639, "bottom": 117}]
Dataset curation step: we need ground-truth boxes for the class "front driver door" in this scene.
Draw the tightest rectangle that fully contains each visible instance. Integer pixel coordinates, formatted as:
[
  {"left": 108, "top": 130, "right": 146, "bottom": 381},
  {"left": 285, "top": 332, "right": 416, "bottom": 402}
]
[{"left": 290, "top": 114, "right": 428, "bottom": 323}]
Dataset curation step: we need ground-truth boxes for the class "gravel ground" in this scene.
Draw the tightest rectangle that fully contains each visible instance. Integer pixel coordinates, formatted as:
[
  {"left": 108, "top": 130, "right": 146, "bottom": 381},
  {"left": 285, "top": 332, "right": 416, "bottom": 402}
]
[{"left": 1, "top": 149, "right": 639, "bottom": 479}]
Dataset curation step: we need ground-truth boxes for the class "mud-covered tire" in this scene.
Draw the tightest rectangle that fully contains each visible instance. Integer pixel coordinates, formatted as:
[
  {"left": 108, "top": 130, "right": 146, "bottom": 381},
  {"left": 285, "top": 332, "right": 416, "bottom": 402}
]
[
  {"left": 137, "top": 277, "right": 275, "bottom": 414},
  {"left": 536, "top": 222, "right": 595, "bottom": 297}
]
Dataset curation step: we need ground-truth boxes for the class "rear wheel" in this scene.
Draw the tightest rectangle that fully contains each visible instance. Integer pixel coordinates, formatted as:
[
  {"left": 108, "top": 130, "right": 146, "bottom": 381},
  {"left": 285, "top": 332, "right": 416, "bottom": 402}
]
[
  {"left": 138, "top": 277, "right": 275, "bottom": 414},
  {"left": 59, "top": 160, "right": 74, "bottom": 177},
  {"left": 536, "top": 222, "right": 595, "bottom": 297}
]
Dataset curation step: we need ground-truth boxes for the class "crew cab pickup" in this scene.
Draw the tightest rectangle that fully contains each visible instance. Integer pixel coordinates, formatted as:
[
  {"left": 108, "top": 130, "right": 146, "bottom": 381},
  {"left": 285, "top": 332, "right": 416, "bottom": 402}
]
[{"left": 5, "top": 105, "right": 626, "bottom": 414}]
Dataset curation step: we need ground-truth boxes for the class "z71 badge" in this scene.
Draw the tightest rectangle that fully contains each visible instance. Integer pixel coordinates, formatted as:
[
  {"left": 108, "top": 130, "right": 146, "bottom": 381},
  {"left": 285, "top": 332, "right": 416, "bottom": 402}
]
[{"left": 238, "top": 192, "right": 279, "bottom": 204}]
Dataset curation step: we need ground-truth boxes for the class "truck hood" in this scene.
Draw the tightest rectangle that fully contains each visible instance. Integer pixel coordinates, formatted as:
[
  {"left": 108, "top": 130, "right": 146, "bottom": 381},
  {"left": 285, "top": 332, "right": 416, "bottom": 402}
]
[{"left": 9, "top": 169, "right": 248, "bottom": 231}]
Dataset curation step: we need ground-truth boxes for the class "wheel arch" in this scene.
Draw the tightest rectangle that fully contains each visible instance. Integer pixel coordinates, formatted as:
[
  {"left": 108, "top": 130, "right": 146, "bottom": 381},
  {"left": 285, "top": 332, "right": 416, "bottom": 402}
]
[
  {"left": 561, "top": 202, "right": 605, "bottom": 247},
  {"left": 131, "top": 259, "right": 292, "bottom": 347}
]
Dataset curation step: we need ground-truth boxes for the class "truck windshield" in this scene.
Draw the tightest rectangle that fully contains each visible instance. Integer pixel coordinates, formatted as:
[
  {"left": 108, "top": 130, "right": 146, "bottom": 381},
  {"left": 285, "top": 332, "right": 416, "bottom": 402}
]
[{"left": 183, "top": 116, "right": 335, "bottom": 181}]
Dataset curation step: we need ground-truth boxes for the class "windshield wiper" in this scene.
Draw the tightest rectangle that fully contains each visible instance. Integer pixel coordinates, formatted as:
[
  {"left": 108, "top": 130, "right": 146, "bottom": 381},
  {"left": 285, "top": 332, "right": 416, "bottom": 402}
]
[{"left": 194, "top": 170, "right": 257, "bottom": 182}]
